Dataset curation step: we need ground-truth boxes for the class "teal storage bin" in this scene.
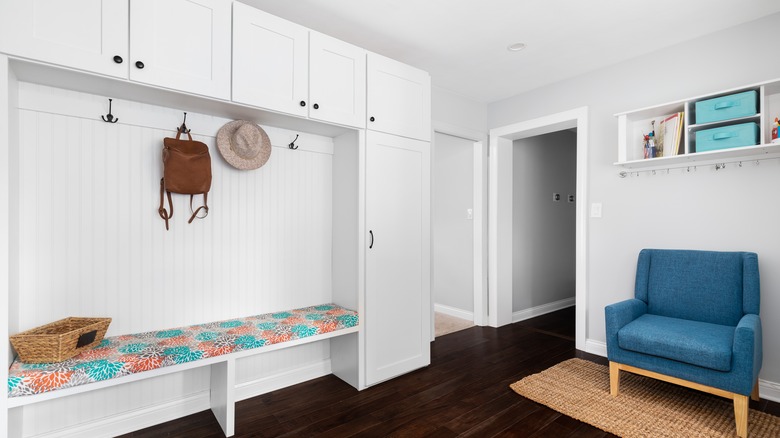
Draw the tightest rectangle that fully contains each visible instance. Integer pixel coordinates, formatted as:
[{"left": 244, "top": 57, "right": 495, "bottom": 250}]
[
  {"left": 695, "top": 90, "right": 757, "bottom": 124},
  {"left": 695, "top": 122, "right": 759, "bottom": 152}
]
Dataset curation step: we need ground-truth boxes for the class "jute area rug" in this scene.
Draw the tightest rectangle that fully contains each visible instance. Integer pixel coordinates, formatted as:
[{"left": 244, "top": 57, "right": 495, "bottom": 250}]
[{"left": 510, "top": 358, "right": 780, "bottom": 438}]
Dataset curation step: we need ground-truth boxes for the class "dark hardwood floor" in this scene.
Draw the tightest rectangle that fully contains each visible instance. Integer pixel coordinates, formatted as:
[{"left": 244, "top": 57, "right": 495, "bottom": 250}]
[{"left": 121, "top": 307, "right": 779, "bottom": 437}]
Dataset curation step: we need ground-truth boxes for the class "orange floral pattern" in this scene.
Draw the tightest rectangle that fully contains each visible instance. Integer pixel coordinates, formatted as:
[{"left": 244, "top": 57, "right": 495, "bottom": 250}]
[{"left": 8, "top": 304, "right": 358, "bottom": 398}]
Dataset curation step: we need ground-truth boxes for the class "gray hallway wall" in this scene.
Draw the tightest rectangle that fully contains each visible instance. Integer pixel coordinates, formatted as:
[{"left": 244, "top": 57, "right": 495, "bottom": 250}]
[{"left": 512, "top": 130, "right": 576, "bottom": 313}]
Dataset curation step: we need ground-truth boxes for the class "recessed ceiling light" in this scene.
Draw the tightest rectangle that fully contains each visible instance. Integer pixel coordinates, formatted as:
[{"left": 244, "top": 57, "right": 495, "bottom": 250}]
[{"left": 507, "top": 42, "right": 527, "bottom": 52}]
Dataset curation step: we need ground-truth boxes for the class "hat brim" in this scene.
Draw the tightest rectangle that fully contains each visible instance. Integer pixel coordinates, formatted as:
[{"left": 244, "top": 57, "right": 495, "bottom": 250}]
[{"left": 216, "top": 120, "right": 272, "bottom": 170}]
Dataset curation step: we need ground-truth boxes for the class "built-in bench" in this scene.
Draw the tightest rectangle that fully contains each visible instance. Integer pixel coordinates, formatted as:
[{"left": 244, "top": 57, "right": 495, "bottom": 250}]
[{"left": 6, "top": 303, "right": 359, "bottom": 436}]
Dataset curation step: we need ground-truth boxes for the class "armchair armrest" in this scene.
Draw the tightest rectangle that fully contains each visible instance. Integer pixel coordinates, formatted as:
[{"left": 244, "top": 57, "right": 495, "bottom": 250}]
[
  {"left": 605, "top": 298, "right": 647, "bottom": 360},
  {"left": 734, "top": 313, "right": 762, "bottom": 385}
]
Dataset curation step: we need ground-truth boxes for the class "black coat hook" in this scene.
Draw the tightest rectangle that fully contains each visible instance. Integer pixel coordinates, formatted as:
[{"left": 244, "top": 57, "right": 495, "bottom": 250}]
[
  {"left": 177, "top": 112, "right": 191, "bottom": 134},
  {"left": 101, "top": 99, "right": 119, "bottom": 123},
  {"left": 288, "top": 134, "right": 299, "bottom": 150}
]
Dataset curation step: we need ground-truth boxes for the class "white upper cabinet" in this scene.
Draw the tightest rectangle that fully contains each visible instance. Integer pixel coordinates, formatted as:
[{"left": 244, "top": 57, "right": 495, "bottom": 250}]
[
  {"left": 232, "top": 2, "right": 309, "bottom": 117},
  {"left": 309, "top": 32, "right": 366, "bottom": 128},
  {"left": 130, "top": 0, "right": 231, "bottom": 99},
  {"left": 367, "top": 53, "right": 431, "bottom": 141},
  {"left": 0, "top": 0, "right": 129, "bottom": 78}
]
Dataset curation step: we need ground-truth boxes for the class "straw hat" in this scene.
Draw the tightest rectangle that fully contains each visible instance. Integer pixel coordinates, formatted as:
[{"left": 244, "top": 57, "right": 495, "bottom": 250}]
[{"left": 216, "top": 120, "right": 272, "bottom": 170}]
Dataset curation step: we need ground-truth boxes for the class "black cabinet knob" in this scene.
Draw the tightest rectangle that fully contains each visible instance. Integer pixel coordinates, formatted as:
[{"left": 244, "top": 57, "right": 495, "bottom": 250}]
[
  {"left": 369, "top": 116, "right": 375, "bottom": 122},
  {"left": 113, "top": 55, "right": 123, "bottom": 64},
  {"left": 135, "top": 61, "right": 145, "bottom": 69},
  {"left": 313, "top": 103, "right": 319, "bottom": 109},
  {"left": 299, "top": 101, "right": 306, "bottom": 107}
]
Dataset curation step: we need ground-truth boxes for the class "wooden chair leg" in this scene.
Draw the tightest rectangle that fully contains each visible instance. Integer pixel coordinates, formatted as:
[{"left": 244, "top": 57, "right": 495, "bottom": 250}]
[
  {"left": 609, "top": 362, "right": 620, "bottom": 397},
  {"left": 751, "top": 380, "right": 760, "bottom": 402},
  {"left": 734, "top": 394, "right": 749, "bottom": 438}
]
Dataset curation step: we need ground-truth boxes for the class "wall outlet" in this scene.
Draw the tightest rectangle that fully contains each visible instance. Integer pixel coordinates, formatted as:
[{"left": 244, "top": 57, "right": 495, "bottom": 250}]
[
  {"left": 590, "top": 203, "right": 602, "bottom": 218},
  {"left": 466, "top": 208, "right": 473, "bottom": 220}
]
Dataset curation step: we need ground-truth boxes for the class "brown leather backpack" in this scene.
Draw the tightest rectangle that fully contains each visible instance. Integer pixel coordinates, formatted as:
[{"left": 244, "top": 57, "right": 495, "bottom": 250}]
[{"left": 158, "top": 130, "right": 212, "bottom": 230}]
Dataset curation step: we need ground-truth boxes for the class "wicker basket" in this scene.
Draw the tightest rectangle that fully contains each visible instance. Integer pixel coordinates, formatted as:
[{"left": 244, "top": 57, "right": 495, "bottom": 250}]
[{"left": 10, "top": 317, "right": 112, "bottom": 363}]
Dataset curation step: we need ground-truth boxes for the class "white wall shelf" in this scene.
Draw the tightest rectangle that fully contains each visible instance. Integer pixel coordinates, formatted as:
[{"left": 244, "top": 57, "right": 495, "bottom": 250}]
[{"left": 615, "top": 78, "right": 780, "bottom": 169}]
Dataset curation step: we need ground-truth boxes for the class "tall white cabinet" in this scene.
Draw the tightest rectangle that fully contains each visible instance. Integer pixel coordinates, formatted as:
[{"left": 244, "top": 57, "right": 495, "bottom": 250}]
[{"left": 365, "top": 131, "right": 431, "bottom": 385}]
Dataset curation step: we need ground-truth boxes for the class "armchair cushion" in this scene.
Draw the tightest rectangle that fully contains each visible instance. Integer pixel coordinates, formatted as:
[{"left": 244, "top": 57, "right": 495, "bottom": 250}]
[{"left": 618, "top": 314, "right": 734, "bottom": 371}]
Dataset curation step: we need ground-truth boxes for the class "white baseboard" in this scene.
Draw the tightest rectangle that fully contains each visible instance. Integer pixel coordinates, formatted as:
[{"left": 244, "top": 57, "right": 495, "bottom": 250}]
[
  {"left": 512, "top": 297, "right": 575, "bottom": 323},
  {"left": 584, "top": 339, "right": 607, "bottom": 357},
  {"left": 433, "top": 303, "right": 474, "bottom": 321},
  {"left": 25, "top": 360, "right": 333, "bottom": 438},
  {"left": 582, "top": 339, "right": 780, "bottom": 403},
  {"left": 235, "top": 360, "right": 332, "bottom": 401},
  {"left": 759, "top": 378, "right": 780, "bottom": 403}
]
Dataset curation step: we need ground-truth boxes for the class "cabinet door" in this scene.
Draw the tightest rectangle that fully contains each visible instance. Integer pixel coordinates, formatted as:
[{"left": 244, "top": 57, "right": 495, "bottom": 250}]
[
  {"left": 365, "top": 131, "right": 431, "bottom": 385},
  {"left": 0, "top": 0, "right": 128, "bottom": 78},
  {"left": 130, "top": 0, "right": 231, "bottom": 99},
  {"left": 309, "top": 32, "right": 366, "bottom": 128},
  {"left": 367, "top": 53, "right": 431, "bottom": 141},
  {"left": 232, "top": 3, "right": 308, "bottom": 117}
]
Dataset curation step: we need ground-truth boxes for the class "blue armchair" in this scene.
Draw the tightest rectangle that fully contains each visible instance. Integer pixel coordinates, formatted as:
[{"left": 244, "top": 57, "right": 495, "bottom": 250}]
[{"left": 605, "top": 249, "right": 762, "bottom": 438}]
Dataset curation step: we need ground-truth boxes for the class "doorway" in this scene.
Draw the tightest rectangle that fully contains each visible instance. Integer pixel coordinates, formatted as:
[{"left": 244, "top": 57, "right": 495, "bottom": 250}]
[
  {"left": 433, "top": 132, "right": 475, "bottom": 334},
  {"left": 512, "top": 130, "right": 577, "bottom": 320},
  {"left": 488, "top": 107, "right": 588, "bottom": 351},
  {"left": 431, "top": 124, "right": 487, "bottom": 337}
]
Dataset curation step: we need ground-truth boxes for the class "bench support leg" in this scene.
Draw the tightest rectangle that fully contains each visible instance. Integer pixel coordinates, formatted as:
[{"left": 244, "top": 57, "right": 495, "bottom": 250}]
[{"left": 210, "top": 359, "right": 235, "bottom": 437}]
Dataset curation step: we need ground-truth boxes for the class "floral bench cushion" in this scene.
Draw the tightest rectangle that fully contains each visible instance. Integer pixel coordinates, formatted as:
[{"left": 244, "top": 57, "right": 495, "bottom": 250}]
[{"left": 8, "top": 304, "right": 358, "bottom": 397}]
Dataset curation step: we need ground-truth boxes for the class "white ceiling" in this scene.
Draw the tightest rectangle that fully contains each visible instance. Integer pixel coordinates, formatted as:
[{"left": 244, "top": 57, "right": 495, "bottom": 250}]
[{"left": 240, "top": 1, "right": 780, "bottom": 103}]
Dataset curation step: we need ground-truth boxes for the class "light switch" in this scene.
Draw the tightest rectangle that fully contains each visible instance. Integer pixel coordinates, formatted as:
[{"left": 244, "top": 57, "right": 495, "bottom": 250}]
[
  {"left": 590, "top": 203, "right": 602, "bottom": 218},
  {"left": 466, "top": 208, "right": 473, "bottom": 220}
]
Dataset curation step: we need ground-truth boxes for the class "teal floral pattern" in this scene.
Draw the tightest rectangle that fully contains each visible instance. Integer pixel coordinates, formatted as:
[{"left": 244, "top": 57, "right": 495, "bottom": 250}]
[{"left": 8, "top": 304, "right": 358, "bottom": 398}]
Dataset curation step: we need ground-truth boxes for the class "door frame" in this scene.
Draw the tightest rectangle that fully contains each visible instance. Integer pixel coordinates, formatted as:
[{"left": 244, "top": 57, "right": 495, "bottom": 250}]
[
  {"left": 488, "top": 106, "right": 588, "bottom": 351},
  {"left": 432, "top": 122, "right": 488, "bottom": 330}
]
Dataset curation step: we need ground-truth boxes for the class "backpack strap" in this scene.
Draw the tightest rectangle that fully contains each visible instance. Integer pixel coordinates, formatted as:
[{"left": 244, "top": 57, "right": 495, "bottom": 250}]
[
  {"left": 158, "top": 178, "right": 174, "bottom": 230},
  {"left": 188, "top": 193, "right": 209, "bottom": 224}
]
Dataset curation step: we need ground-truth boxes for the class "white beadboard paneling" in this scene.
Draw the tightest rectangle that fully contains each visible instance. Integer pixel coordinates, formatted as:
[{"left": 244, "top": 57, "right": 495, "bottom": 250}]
[
  {"left": 235, "top": 341, "right": 329, "bottom": 385},
  {"left": 16, "top": 85, "right": 335, "bottom": 335},
  {"left": 19, "top": 368, "right": 210, "bottom": 437},
  {"left": 12, "top": 84, "right": 345, "bottom": 436}
]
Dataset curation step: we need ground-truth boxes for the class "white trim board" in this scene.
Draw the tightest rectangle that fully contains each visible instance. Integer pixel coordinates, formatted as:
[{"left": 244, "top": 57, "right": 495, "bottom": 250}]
[
  {"left": 434, "top": 303, "right": 474, "bottom": 321},
  {"left": 512, "top": 298, "right": 575, "bottom": 323},
  {"left": 488, "top": 106, "right": 589, "bottom": 355}
]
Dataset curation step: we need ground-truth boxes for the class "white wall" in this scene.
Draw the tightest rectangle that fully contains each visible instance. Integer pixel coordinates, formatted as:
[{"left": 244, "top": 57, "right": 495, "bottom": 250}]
[
  {"left": 433, "top": 132, "right": 474, "bottom": 314},
  {"left": 432, "top": 86, "right": 487, "bottom": 135},
  {"left": 512, "top": 131, "right": 576, "bottom": 312},
  {"left": 488, "top": 12, "right": 780, "bottom": 386}
]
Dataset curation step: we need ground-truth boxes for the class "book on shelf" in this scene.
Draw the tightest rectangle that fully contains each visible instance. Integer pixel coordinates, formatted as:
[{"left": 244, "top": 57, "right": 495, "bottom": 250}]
[{"left": 659, "top": 112, "right": 684, "bottom": 157}]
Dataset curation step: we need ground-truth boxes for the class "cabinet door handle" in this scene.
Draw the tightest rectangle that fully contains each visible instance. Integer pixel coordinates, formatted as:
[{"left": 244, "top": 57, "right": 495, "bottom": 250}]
[
  {"left": 300, "top": 100, "right": 306, "bottom": 107},
  {"left": 313, "top": 103, "right": 319, "bottom": 109},
  {"left": 369, "top": 116, "right": 375, "bottom": 122},
  {"left": 369, "top": 230, "right": 374, "bottom": 249},
  {"left": 113, "top": 55, "right": 123, "bottom": 64},
  {"left": 135, "top": 61, "right": 145, "bottom": 69}
]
